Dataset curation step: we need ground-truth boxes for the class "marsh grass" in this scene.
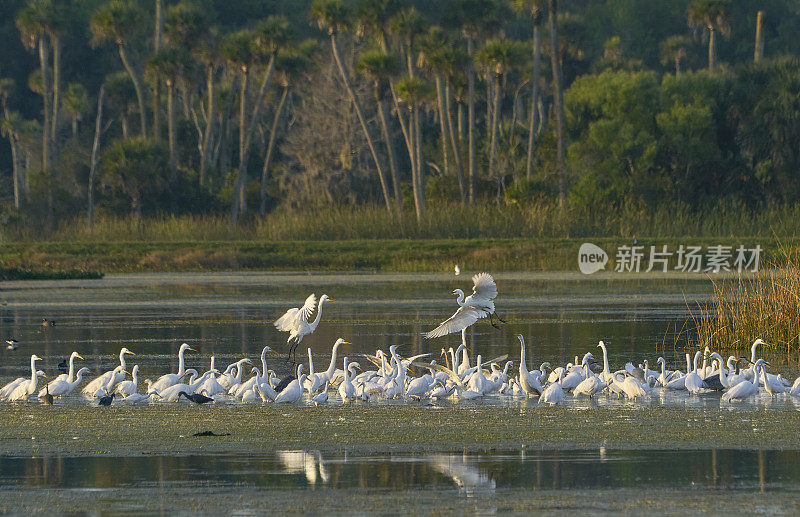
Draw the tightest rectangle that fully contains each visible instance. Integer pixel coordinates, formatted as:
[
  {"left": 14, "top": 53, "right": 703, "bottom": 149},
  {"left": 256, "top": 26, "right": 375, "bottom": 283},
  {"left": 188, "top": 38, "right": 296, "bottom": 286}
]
[
  {"left": 4, "top": 200, "right": 800, "bottom": 242},
  {"left": 694, "top": 250, "right": 800, "bottom": 352}
]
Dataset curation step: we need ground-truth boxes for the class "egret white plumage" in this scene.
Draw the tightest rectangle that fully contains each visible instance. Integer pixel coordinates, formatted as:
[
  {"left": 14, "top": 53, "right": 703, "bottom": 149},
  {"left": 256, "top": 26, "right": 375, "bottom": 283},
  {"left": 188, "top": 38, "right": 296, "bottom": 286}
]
[
  {"left": 150, "top": 343, "right": 196, "bottom": 392},
  {"left": 424, "top": 273, "right": 503, "bottom": 339},
  {"left": 82, "top": 347, "right": 136, "bottom": 395},
  {"left": 274, "top": 294, "right": 333, "bottom": 359}
]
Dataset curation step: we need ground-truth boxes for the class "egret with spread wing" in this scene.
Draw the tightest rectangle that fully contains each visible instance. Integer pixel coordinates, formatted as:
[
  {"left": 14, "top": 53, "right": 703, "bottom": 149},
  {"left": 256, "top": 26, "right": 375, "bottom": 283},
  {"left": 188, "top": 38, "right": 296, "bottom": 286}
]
[
  {"left": 424, "top": 273, "right": 503, "bottom": 339},
  {"left": 274, "top": 294, "right": 332, "bottom": 360}
]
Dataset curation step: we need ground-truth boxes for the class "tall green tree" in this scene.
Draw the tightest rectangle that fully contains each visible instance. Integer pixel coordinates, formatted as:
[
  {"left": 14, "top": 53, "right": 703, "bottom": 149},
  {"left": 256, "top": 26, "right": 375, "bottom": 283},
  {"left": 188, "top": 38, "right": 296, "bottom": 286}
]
[
  {"left": 660, "top": 35, "right": 692, "bottom": 74},
  {"left": 91, "top": 0, "right": 148, "bottom": 136},
  {"left": 548, "top": 0, "right": 567, "bottom": 204},
  {"left": 62, "top": 82, "right": 90, "bottom": 139},
  {"left": 688, "top": 0, "right": 731, "bottom": 73},
  {"left": 100, "top": 137, "right": 168, "bottom": 217},
  {"left": 312, "top": 0, "right": 393, "bottom": 214},
  {"left": 395, "top": 75, "right": 432, "bottom": 221},
  {"left": 478, "top": 38, "right": 527, "bottom": 179},
  {"left": 511, "top": 0, "right": 544, "bottom": 180}
]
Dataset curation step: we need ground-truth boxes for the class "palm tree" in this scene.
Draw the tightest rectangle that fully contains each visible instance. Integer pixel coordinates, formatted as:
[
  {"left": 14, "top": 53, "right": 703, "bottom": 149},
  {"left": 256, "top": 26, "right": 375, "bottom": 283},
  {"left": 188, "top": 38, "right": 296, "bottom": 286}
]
[
  {"left": 147, "top": 46, "right": 192, "bottom": 178},
  {"left": 660, "top": 35, "right": 692, "bottom": 74},
  {"left": 311, "top": 0, "right": 393, "bottom": 213},
  {"left": 688, "top": 0, "right": 731, "bottom": 73},
  {"left": 454, "top": 0, "right": 501, "bottom": 203},
  {"left": 395, "top": 76, "right": 433, "bottom": 221},
  {"left": 547, "top": 0, "right": 567, "bottom": 204},
  {"left": 1, "top": 78, "right": 22, "bottom": 208},
  {"left": 388, "top": 7, "right": 427, "bottom": 78},
  {"left": 62, "top": 82, "right": 90, "bottom": 139},
  {"left": 418, "top": 27, "right": 466, "bottom": 202},
  {"left": 357, "top": 49, "right": 402, "bottom": 208},
  {"left": 16, "top": 0, "right": 57, "bottom": 221},
  {"left": 260, "top": 40, "right": 317, "bottom": 215},
  {"left": 478, "top": 38, "right": 527, "bottom": 181},
  {"left": 511, "top": 0, "right": 543, "bottom": 180},
  {"left": 90, "top": 0, "right": 148, "bottom": 136},
  {"left": 104, "top": 71, "right": 137, "bottom": 138}
]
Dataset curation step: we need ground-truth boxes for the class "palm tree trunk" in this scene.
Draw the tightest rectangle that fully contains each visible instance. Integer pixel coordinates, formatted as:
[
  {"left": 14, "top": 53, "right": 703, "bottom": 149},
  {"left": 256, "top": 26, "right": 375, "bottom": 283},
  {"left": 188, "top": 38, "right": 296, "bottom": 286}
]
[
  {"left": 88, "top": 85, "right": 104, "bottom": 229},
  {"left": 329, "top": 32, "right": 392, "bottom": 212},
  {"left": 708, "top": 27, "right": 716, "bottom": 73},
  {"left": 675, "top": 56, "right": 681, "bottom": 75},
  {"left": 118, "top": 44, "right": 147, "bottom": 136},
  {"left": 230, "top": 67, "right": 248, "bottom": 225},
  {"left": 51, "top": 36, "right": 60, "bottom": 150},
  {"left": 488, "top": 70, "right": 502, "bottom": 175},
  {"left": 548, "top": 0, "right": 567, "bottom": 205},
  {"left": 236, "top": 54, "right": 277, "bottom": 218},
  {"left": 39, "top": 38, "right": 52, "bottom": 225},
  {"left": 376, "top": 94, "right": 401, "bottom": 206},
  {"left": 466, "top": 36, "right": 476, "bottom": 203},
  {"left": 434, "top": 75, "right": 451, "bottom": 179},
  {"left": 260, "top": 84, "right": 288, "bottom": 216},
  {"left": 10, "top": 136, "right": 20, "bottom": 209},
  {"left": 167, "top": 79, "right": 177, "bottom": 178},
  {"left": 199, "top": 65, "right": 215, "bottom": 187},
  {"left": 526, "top": 20, "right": 541, "bottom": 180},
  {"left": 445, "top": 77, "right": 466, "bottom": 202},
  {"left": 410, "top": 106, "right": 424, "bottom": 220},
  {"left": 153, "top": 0, "right": 163, "bottom": 141},
  {"left": 390, "top": 81, "right": 417, "bottom": 208}
]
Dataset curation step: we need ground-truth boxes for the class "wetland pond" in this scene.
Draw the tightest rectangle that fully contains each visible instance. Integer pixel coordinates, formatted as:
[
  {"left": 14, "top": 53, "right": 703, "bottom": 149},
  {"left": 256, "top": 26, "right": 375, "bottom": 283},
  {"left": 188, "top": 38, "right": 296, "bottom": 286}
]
[{"left": 1, "top": 271, "right": 799, "bottom": 514}]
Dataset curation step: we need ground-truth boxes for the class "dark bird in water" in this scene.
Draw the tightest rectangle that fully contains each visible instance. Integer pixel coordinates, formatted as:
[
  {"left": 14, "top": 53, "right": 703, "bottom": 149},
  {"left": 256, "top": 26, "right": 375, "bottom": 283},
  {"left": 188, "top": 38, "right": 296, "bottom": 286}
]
[
  {"left": 42, "top": 384, "right": 54, "bottom": 405},
  {"left": 178, "top": 391, "right": 214, "bottom": 404},
  {"left": 274, "top": 364, "right": 299, "bottom": 393},
  {"left": 42, "top": 318, "right": 55, "bottom": 327},
  {"left": 57, "top": 358, "right": 69, "bottom": 374},
  {"left": 98, "top": 393, "right": 116, "bottom": 406},
  {"left": 5, "top": 339, "right": 19, "bottom": 350}
]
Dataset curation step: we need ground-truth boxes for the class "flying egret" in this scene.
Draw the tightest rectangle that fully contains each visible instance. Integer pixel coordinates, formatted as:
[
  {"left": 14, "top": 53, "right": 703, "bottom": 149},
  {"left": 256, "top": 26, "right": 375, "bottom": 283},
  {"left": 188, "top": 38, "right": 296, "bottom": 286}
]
[
  {"left": 274, "top": 294, "right": 333, "bottom": 359},
  {"left": 425, "top": 273, "right": 503, "bottom": 339}
]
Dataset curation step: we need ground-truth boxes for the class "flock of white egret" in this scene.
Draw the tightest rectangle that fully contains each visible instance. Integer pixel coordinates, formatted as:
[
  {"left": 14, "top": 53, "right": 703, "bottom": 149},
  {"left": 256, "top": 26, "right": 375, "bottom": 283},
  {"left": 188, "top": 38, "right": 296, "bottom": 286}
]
[{"left": 1, "top": 272, "right": 798, "bottom": 406}]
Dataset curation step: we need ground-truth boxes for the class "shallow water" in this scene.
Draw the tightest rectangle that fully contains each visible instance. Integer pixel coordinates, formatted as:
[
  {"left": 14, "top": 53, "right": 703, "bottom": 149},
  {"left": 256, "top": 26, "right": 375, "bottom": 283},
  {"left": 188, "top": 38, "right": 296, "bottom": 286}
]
[
  {"left": 2, "top": 448, "right": 798, "bottom": 492},
  {"left": 1, "top": 273, "right": 800, "bottom": 512}
]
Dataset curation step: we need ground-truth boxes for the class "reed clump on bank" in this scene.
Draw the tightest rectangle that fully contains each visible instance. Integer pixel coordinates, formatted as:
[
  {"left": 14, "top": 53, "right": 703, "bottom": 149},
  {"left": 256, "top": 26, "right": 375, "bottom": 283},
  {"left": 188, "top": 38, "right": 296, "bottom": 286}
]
[{"left": 694, "top": 253, "right": 800, "bottom": 352}]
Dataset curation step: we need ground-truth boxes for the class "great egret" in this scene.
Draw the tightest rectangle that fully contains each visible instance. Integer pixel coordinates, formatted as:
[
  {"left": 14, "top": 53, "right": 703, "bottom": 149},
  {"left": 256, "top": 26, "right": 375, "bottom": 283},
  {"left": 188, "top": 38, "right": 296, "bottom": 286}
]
[
  {"left": 42, "top": 367, "right": 91, "bottom": 399},
  {"left": 518, "top": 335, "right": 543, "bottom": 397},
  {"left": 82, "top": 347, "right": 136, "bottom": 395},
  {"left": 723, "top": 359, "right": 766, "bottom": 401},
  {"left": 2, "top": 355, "right": 44, "bottom": 400},
  {"left": 50, "top": 352, "right": 84, "bottom": 385},
  {"left": 424, "top": 273, "right": 502, "bottom": 339},
  {"left": 274, "top": 294, "right": 333, "bottom": 359},
  {"left": 338, "top": 357, "right": 358, "bottom": 403},
  {"left": 114, "top": 365, "right": 139, "bottom": 397},
  {"left": 275, "top": 365, "right": 307, "bottom": 404},
  {"left": 540, "top": 369, "right": 566, "bottom": 405},
  {"left": 151, "top": 343, "right": 197, "bottom": 392},
  {"left": 312, "top": 382, "right": 329, "bottom": 405},
  {"left": 685, "top": 351, "right": 709, "bottom": 395},
  {"left": 454, "top": 264, "right": 461, "bottom": 276}
]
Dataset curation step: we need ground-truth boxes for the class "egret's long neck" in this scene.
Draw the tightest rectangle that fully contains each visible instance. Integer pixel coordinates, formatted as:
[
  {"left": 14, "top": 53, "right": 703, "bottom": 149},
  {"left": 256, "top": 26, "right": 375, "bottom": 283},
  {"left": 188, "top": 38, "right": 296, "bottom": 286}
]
[
  {"left": 686, "top": 354, "right": 691, "bottom": 373},
  {"left": 119, "top": 350, "right": 127, "bottom": 370},
  {"left": 261, "top": 349, "right": 269, "bottom": 376},
  {"left": 310, "top": 299, "right": 326, "bottom": 331},
  {"left": 751, "top": 341, "right": 758, "bottom": 363},
  {"left": 660, "top": 360, "right": 665, "bottom": 379},
  {"left": 601, "top": 345, "right": 610, "bottom": 375},
  {"left": 519, "top": 339, "right": 529, "bottom": 375},
  {"left": 72, "top": 370, "right": 85, "bottom": 387},
  {"left": 307, "top": 349, "right": 314, "bottom": 375},
  {"left": 456, "top": 291, "right": 465, "bottom": 306},
  {"left": 692, "top": 353, "right": 699, "bottom": 373},
  {"left": 177, "top": 347, "right": 187, "bottom": 376},
  {"left": 68, "top": 354, "right": 77, "bottom": 383},
  {"left": 326, "top": 342, "right": 340, "bottom": 380},
  {"left": 29, "top": 356, "right": 37, "bottom": 384}
]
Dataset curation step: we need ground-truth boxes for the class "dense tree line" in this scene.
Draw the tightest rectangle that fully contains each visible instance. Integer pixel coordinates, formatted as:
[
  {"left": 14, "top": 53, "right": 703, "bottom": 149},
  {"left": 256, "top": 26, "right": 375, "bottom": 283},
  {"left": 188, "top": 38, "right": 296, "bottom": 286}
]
[{"left": 0, "top": 0, "right": 799, "bottom": 229}]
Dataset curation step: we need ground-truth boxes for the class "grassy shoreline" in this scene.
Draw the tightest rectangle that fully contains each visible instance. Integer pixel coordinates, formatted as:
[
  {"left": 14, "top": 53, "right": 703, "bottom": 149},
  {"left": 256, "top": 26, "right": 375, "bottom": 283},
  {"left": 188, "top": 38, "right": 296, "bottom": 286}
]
[
  {"left": 2, "top": 404, "right": 800, "bottom": 457},
  {"left": 0, "top": 236, "right": 794, "bottom": 274}
]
